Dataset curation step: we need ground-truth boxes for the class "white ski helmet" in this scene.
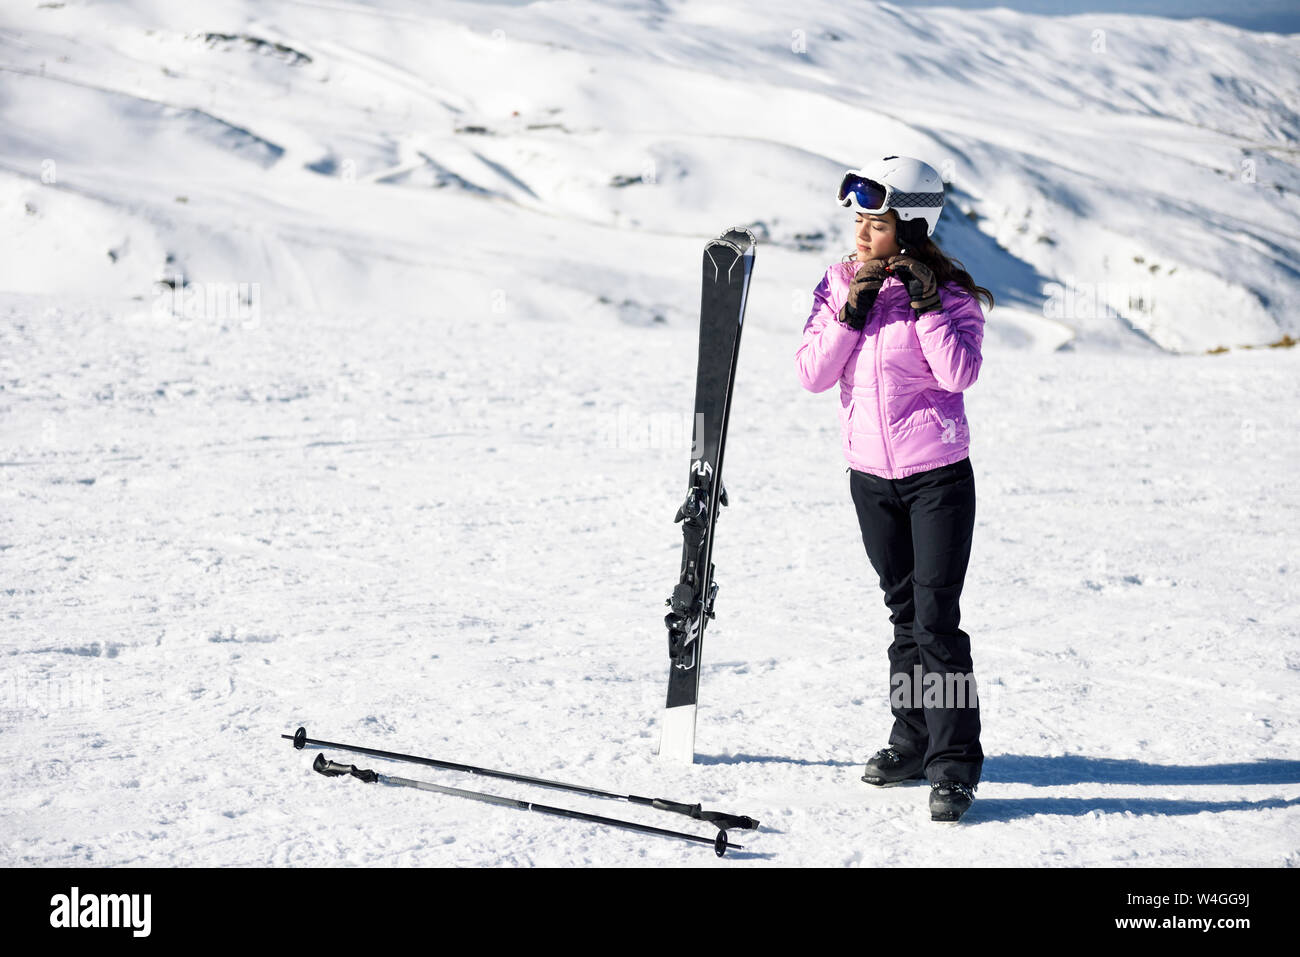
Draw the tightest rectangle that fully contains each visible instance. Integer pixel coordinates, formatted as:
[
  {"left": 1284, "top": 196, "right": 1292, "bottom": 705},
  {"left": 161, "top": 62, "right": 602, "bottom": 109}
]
[{"left": 836, "top": 155, "right": 946, "bottom": 245}]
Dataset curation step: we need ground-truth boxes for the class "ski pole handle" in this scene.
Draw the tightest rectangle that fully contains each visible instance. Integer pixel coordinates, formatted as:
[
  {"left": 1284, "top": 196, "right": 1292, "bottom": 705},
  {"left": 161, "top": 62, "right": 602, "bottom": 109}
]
[
  {"left": 649, "top": 798, "right": 702, "bottom": 817},
  {"left": 649, "top": 798, "right": 758, "bottom": 830},
  {"left": 313, "top": 753, "right": 379, "bottom": 783}
]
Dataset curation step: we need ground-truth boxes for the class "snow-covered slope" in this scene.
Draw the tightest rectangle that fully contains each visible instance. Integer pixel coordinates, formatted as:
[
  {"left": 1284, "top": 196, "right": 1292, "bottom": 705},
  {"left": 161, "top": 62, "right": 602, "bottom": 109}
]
[
  {"left": 2, "top": 0, "right": 1298, "bottom": 351},
  {"left": 1, "top": 1, "right": 1297, "bottom": 868}
]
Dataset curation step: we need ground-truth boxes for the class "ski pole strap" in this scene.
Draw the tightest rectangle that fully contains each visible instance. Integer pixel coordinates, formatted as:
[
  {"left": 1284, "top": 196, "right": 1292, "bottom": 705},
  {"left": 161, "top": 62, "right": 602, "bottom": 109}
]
[
  {"left": 694, "top": 809, "right": 760, "bottom": 830},
  {"left": 647, "top": 798, "right": 759, "bottom": 831}
]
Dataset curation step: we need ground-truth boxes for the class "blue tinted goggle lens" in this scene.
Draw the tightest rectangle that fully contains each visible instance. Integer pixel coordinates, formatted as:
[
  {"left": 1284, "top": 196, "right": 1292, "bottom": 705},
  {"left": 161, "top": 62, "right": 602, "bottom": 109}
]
[{"left": 838, "top": 174, "right": 888, "bottom": 211}]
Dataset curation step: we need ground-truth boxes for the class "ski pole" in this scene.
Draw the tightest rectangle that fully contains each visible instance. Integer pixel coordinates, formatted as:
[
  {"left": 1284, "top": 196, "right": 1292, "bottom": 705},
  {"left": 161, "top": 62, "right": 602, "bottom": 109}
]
[
  {"left": 311, "top": 754, "right": 744, "bottom": 857},
  {"left": 283, "top": 727, "right": 758, "bottom": 830}
]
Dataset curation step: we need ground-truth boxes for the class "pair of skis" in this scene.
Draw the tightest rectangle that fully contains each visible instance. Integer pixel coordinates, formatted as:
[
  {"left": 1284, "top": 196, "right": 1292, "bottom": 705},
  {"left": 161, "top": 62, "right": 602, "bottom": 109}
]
[
  {"left": 659, "top": 226, "right": 756, "bottom": 763},
  {"left": 286, "top": 727, "right": 758, "bottom": 857}
]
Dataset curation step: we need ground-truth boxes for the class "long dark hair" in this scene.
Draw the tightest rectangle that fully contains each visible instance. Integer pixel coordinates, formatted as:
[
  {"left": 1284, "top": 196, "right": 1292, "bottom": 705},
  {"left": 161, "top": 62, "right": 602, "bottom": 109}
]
[{"left": 844, "top": 210, "right": 995, "bottom": 311}]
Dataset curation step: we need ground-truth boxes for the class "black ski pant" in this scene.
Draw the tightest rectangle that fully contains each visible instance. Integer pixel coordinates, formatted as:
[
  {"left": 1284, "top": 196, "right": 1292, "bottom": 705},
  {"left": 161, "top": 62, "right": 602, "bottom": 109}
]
[{"left": 849, "top": 456, "right": 982, "bottom": 788}]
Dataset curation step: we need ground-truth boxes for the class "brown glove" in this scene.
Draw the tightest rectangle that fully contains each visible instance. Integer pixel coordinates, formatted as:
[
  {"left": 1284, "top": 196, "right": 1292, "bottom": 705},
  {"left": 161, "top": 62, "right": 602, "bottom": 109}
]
[
  {"left": 886, "top": 255, "right": 942, "bottom": 314},
  {"left": 838, "top": 259, "right": 890, "bottom": 331}
]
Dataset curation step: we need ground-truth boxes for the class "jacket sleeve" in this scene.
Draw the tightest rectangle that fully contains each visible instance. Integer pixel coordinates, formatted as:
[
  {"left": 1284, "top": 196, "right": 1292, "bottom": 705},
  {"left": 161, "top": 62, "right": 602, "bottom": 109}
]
[
  {"left": 795, "top": 268, "right": 861, "bottom": 393},
  {"left": 914, "top": 287, "right": 985, "bottom": 393}
]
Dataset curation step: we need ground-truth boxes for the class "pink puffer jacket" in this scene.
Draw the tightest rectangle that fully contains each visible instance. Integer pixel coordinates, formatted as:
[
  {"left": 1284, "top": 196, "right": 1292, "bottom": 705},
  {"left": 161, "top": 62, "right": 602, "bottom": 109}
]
[{"left": 795, "top": 260, "right": 985, "bottom": 479}]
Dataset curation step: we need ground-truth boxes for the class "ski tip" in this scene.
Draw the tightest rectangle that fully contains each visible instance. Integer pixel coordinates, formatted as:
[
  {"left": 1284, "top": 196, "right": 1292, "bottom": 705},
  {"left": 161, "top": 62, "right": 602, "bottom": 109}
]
[{"left": 716, "top": 225, "right": 758, "bottom": 248}]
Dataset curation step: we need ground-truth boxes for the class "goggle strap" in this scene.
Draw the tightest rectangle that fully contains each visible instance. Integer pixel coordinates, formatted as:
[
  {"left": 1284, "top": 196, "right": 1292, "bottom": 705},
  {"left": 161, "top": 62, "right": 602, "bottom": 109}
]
[{"left": 888, "top": 191, "right": 945, "bottom": 208}]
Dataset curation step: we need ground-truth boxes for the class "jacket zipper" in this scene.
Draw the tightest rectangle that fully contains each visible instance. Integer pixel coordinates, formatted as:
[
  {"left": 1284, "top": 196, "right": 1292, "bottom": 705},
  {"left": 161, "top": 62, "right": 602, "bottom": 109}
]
[{"left": 874, "top": 314, "right": 895, "bottom": 475}]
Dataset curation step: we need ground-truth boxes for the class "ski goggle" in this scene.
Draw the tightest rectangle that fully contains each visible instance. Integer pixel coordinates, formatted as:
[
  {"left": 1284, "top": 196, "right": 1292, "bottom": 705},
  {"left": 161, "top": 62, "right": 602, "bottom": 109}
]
[
  {"left": 836, "top": 171, "right": 945, "bottom": 214},
  {"left": 836, "top": 172, "right": 890, "bottom": 213}
]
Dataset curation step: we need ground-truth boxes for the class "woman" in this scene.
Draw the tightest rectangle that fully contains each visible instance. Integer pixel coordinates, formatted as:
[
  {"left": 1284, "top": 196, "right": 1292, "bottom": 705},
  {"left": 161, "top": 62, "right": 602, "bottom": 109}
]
[{"left": 795, "top": 156, "right": 994, "bottom": 823}]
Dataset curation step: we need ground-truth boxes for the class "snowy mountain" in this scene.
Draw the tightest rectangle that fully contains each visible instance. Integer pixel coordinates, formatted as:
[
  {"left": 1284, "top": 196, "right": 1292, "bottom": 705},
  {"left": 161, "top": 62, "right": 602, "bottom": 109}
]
[
  {"left": 2, "top": 0, "right": 1298, "bottom": 352},
  {"left": 1, "top": 1, "right": 1297, "bottom": 868}
]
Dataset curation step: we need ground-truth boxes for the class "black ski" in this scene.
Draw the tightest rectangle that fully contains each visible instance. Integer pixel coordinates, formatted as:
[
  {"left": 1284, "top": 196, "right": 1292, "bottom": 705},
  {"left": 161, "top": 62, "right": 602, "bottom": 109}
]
[{"left": 659, "top": 226, "right": 756, "bottom": 762}]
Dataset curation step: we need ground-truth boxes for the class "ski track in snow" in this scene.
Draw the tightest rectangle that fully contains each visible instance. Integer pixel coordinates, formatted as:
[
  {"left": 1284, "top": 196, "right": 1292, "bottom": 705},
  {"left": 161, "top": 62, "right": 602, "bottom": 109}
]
[{"left": 0, "top": 0, "right": 1298, "bottom": 866}]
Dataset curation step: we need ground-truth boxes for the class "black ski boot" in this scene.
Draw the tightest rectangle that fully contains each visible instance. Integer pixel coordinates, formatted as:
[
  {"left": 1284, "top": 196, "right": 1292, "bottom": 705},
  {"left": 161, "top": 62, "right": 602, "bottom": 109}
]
[
  {"left": 929, "top": 781, "right": 975, "bottom": 822},
  {"left": 860, "top": 746, "right": 925, "bottom": 786}
]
